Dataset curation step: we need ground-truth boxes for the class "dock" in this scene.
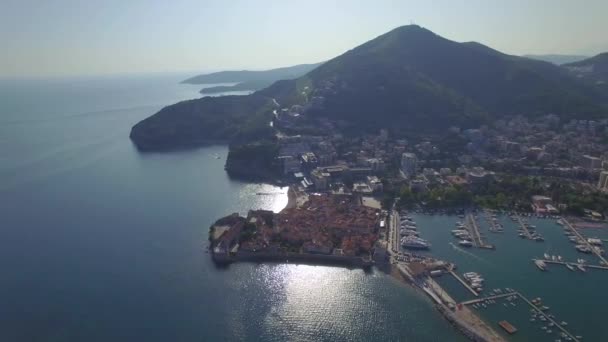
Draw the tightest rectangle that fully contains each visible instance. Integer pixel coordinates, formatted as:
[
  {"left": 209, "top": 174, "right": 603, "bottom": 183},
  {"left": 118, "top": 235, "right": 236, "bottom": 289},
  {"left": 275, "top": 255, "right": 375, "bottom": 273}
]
[
  {"left": 517, "top": 293, "right": 580, "bottom": 342},
  {"left": 448, "top": 268, "right": 479, "bottom": 297},
  {"left": 483, "top": 210, "right": 503, "bottom": 233},
  {"left": 513, "top": 214, "right": 533, "bottom": 239},
  {"left": 563, "top": 218, "right": 608, "bottom": 265},
  {"left": 465, "top": 213, "right": 495, "bottom": 249},
  {"left": 533, "top": 258, "right": 608, "bottom": 271},
  {"left": 461, "top": 291, "right": 580, "bottom": 342},
  {"left": 460, "top": 292, "right": 513, "bottom": 305}
]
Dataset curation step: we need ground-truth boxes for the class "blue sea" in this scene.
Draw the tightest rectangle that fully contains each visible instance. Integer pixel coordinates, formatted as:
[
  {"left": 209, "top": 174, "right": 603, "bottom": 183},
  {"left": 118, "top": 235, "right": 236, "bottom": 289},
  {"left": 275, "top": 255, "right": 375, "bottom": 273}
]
[{"left": 0, "top": 74, "right": 464, "bottom": 341}]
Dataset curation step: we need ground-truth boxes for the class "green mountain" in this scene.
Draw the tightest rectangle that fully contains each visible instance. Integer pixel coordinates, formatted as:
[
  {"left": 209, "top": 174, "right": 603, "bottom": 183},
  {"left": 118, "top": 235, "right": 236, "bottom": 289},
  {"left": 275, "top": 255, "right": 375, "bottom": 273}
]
[
  {"left": 524, "top": 54, "right": 588, "bottom": 65},
  {"left": 129, "top": 94, "right": 276, "bottom": 151},
  {"left": 130, "top": 25, "right": 606, "bottom": 151},
  {"left": 563, "top": 53, "right": 608, "bottom": 85}
]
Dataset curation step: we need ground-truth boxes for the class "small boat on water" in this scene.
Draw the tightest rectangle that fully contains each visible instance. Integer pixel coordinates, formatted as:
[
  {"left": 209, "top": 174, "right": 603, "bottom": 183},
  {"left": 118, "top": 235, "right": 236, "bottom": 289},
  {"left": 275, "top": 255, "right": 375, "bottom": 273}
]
[
  {"left": 576, "top": 245, "right": 592, "bottom": 254},
  {"left": 458, "top": 240, "right": 473, "bottom": 247},
  {"left": 535, "top": 260, "right": 547, "bottom": 271},
  {"left": 544, "top": 253, "right": 550, "bottom": 260},
  {"left": 565, "top": 263, "right": 575, "bottom": 271},
  {"left": 577, "top": 264, "right": 587, "bottom": 272}
]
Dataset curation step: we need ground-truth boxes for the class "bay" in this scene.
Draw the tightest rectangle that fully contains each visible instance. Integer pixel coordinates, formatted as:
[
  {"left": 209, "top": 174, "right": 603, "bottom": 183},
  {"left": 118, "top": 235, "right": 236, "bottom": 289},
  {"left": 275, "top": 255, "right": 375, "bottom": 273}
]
[{"left": 0, "top": 74, "right": 464, "bottom": 341}]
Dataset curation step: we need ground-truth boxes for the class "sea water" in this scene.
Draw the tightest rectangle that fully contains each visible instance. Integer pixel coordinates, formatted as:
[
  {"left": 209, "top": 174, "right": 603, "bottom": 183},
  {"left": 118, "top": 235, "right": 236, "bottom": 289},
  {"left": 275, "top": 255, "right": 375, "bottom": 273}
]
[{"left": 0, "top": 74, "right": 464, "bottom": 341}]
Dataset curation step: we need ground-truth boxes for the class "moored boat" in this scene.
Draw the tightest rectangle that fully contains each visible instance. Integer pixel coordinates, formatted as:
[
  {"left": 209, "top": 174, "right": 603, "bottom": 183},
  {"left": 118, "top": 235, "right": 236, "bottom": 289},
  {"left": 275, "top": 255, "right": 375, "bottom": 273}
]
[{"left": 535, "top": 260, "right": 547, "bottom": 271}]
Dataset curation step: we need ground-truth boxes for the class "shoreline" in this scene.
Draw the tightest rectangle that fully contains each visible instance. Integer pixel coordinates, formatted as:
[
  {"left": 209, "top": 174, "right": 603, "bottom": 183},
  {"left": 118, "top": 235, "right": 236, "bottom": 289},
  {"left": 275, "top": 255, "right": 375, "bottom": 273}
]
[{"left": 387, "top": 263, "right": 505, "bottom": 342}]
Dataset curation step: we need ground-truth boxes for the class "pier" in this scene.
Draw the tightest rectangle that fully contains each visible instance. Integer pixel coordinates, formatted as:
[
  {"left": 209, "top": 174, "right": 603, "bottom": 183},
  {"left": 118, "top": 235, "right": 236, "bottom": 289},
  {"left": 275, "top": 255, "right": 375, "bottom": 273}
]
[
  {"left": 533, "top": 258, "right": 608, "bottom": 271},
  {"left": 465, "top": 213, "right": 495, "bottom": 249},
  {"left": 461, "top": 291, "right": 580, "bottom": 342},
  {"left": 483, "top": 210, "right": 502, "bottom": 233},
  {"left": 513, "top": 214, "right": 533, "bottom": 239},
  {"left": 447, "top": 267, "right": 479, "bottom": 297},
  {"left": 563, "top": 218, "right": 608, "bottom": 265},
  {"left": 460, "top": 292, "right": 513, "bottom": 305}
]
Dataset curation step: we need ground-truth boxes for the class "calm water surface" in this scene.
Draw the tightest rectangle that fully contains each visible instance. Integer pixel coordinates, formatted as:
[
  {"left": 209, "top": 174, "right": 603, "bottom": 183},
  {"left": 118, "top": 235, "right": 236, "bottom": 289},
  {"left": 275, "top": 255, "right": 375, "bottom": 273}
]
[{"left": 0, "top": 75, "right": 464, "bottom": 341}]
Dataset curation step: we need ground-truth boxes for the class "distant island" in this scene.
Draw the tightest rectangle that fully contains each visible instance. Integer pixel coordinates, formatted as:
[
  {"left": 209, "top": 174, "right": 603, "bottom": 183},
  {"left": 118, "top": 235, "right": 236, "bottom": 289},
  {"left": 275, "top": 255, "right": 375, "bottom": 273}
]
[{"left": 182, "top": 62, "right": 322, "bottom": 94}]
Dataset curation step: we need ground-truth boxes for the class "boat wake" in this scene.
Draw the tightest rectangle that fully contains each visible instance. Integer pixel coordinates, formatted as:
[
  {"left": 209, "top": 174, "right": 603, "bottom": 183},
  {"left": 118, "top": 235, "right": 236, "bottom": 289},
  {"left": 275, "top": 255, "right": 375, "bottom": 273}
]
[{"left": 449, "top": 242, "right": 491, "bottom": 264}]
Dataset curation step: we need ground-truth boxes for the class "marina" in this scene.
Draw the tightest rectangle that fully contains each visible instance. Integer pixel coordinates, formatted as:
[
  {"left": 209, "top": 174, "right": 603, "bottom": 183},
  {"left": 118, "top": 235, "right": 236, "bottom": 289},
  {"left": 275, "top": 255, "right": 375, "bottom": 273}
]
[
  {"left": 409, "top": 212, "right": 606, "bottom": 341},
  {"left": 461, "top": 291, "right": 580, "bottom": 342}
]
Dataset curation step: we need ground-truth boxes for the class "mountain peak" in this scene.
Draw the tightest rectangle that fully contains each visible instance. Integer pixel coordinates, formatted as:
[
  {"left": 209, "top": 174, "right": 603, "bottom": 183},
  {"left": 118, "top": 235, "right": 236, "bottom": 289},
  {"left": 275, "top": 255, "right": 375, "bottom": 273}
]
[{"left": 384, "top": 24, "right": 437, "bottom": 40}]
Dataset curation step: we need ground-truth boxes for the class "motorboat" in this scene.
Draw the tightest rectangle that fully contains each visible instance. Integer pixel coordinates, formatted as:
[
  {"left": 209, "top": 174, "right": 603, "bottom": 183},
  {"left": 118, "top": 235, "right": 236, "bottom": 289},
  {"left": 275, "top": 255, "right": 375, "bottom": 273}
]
[
  {"left": 535, "top": 260, "right": 547, "bottom": 271},
  {"left": 401, "top": 236, "right": 430, "bottom": 250},
  {"left": 458, "top": 240, "right": 473, "bottom": 247}
]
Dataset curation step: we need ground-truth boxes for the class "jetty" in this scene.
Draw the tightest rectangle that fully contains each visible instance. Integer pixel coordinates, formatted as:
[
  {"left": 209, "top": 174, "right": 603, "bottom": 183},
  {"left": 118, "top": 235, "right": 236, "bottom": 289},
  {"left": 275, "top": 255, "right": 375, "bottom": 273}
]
[
  {"left": 563, "top": 218, "right": 608, "bottom": 265},
  {"left": 460, "top": 292, "right": 513, "bottom": 305},
  {"left": 461, "top": 291, "right": 580, "bottom": 342},
  {"left": 483, "top": 210, "right": 503, "bottom": 233},
  {"left": 533, "top": 258, "right": 608, "bottom": 271},
  {"left": 448, "top": 268, "right": 479, "bottom": 297},
  {"left": 513, "top": 214, "right": 533, "bottom": 239},
  {"left": 465, "top": 213, "right": 495, "bottom": 249}
]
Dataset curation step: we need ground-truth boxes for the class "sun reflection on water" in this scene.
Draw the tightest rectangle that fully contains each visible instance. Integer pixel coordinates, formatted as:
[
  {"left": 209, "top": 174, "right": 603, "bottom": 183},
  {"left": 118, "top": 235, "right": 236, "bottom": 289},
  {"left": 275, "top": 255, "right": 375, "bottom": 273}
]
[{"left": 237, "top": 183, "right": 288, "bottom": 213}]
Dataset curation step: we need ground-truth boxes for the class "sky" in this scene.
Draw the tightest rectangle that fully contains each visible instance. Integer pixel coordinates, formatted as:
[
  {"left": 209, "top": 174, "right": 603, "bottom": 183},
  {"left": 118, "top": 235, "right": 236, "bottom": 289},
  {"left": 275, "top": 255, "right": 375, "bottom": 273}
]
[{"left": 1, "top": 0, "right": 607, "bottom": 78}]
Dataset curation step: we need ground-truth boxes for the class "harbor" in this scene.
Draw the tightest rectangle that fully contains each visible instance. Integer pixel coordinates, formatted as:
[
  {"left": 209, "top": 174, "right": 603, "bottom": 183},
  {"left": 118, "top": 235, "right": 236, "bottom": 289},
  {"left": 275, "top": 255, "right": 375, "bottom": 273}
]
[{"left": 405, "top": 211, "right": 606, "bottom": 341}]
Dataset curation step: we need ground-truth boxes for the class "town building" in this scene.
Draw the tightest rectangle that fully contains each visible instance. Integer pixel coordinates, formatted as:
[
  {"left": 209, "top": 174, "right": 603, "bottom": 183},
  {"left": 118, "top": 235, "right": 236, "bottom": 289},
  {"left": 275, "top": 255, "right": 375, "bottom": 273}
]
[
  {"left": 401, "top": 152, "right": 418, "bottom": 177},
  {"left": 581, "top": 154, "right": 602, "bottom": 170},
  {"left": 531, "top": 195, "right": 559, "bottom": 214},
  {"left": 598, "top": 170, "right": 608, "bottom": 190},
  {"left": 466, "top": 167, "right": 495, "bottom": 186},
  {"left": 310, "top": 169, "right": 330, "bottom": 190}
]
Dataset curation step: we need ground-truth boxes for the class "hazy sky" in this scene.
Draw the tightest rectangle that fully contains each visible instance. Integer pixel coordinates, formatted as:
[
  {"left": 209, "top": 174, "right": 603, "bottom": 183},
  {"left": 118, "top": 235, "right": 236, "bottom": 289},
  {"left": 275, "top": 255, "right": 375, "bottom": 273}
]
[{"left": 2, "top": 0, "right": 607, "bottom": 77}]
